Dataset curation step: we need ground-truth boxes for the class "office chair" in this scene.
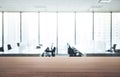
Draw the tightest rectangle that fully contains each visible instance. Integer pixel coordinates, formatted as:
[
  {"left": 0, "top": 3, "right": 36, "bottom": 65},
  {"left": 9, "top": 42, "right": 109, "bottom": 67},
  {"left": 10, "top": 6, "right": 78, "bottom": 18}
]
[
  {"left": 107, "top": 44, "right": 116, "bottom": 52},
  {"left": 0, "top": 47, "right": 4, "bottom": 51},
  {"left": 17, "top": 43, "right": 20, "bottom": 47},
  {"left": 7, "top": 44, "right": 12, "bottom": 50},
  {"left": 112, "top": 44, "right": 120, "bottom": 53},
  {"left": 42, "top": 47, "right": 56, "bottom": 57},
  {"left": 67, "top": 44, "right": 82, "bottom": 57},
  {"left": 51, "top": 47, "right": 56, "bottom": 57},
  {"left": 111, "top": 44, "right": 117, "bottom": 52}
]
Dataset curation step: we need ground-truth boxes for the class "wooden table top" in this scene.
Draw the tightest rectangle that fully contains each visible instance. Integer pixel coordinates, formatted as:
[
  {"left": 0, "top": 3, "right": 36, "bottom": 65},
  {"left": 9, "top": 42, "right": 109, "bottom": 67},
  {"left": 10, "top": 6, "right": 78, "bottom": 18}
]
[{"left": 0, "top": 57, "right": 120, "bottom": 77}]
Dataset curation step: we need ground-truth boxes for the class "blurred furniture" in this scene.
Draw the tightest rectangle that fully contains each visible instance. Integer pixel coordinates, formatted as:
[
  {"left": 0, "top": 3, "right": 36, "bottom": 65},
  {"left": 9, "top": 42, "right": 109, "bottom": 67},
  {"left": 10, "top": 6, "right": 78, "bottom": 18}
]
[
  {"left": 0, "top": 47, "right": 4, "bottom": 51},
  {"left": 17, "top": 43, "right": 20, "bottom": 47},
  {"left": 67, "top": 43, "right": 82, "bottom": 57},
  {"left": 107, "top": 44, "right": 120, "bottom": 53},
  {"left": 42, "top": 47, "right": 56, "bottom": 57},
  {"left": 7, "top": 44, "right": 12, "bottom": 50},
  {"left": 107, "top": 44, "right": 117, "bottom": 52}
]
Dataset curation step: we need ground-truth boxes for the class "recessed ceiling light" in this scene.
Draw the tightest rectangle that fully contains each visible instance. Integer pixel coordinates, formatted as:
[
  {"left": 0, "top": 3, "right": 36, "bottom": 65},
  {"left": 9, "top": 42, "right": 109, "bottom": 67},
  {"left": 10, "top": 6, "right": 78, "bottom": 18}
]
[{"left": 98, "top": 0, "right": 112, "bottom": 3}]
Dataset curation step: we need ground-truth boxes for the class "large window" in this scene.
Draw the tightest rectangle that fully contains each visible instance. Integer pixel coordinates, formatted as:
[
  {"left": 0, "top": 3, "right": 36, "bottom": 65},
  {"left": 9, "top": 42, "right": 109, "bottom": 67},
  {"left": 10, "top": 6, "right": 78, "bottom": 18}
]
[
  {"left": 112, "top": 13, "right": 120, "bottom": 49},
  {"left": 0, "top": 12, "right": 2, "bottom": 47},
  {"left": 21, "top": 12, "right": 38, "bottom": 49},
  {"left": 40, "top": 12, "right": 57, "bottom": 49},
  {"left": 4, "top": 12, "right": 20, "bottom": 50},
  {"left": 1, "top": 12, "right": 120, "bottom": 54},
  {"left": 76, "top": 12, "right": 93, "bottom": 53},
  {"left": 94, "top": 13, "right": 111, "bottom": 51},
  {"left": 58, "top": 12, "right": 75, "bottom": 54}
]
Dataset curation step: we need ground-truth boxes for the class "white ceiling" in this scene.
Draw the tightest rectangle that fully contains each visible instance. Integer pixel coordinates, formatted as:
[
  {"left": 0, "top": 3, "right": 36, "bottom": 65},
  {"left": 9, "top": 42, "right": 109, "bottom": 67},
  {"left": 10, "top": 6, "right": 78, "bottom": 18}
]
[{"left": 0, "top": 0, "right": 120, "bottom": 12}]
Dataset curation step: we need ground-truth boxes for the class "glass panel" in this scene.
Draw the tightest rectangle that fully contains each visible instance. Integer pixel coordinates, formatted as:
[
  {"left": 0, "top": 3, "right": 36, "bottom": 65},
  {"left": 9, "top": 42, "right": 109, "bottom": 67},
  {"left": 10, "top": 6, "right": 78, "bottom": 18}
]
[
  {"left": 76, "top": 12, "right": 93, "bottom": 53},
  {"left": 22, "top": 12, "right": 38, "bottom": 49},
  {"left": 0, "top": 12, "right": 2, "bottom": 47},
  {"left": 94, "top": 13, "right": 110, "bottom": 51},
  {"left": 58, "top": 12, "right": 75, "bottom": 54},
  {"left": 4, "top": 12, "right": 20, "bottom": 50},
  {"left": 40, "top": 12, "right": 57, "bottom": 50},
  {"left": 112, "top": 13, "right": 120, "bottom": 49}
]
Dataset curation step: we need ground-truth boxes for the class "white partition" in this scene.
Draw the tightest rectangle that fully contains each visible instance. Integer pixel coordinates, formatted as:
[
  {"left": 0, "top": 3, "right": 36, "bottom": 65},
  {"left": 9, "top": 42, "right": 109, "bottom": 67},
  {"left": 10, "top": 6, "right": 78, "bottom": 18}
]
[
  {"left": 22, "top": 12, "right": 38, "bottom": 50},
  {"left": 112, "top": 13, "right": 120, "bottom": 49},
  {"left": 4, "top": 12, "right": 20, "bottom": 51},
  {"left": 58, "top": 12, "right": 75, "bottom": 54},
  {"left": 94, "top": 13, "right": 111, "bottom": 50},
  {"left": 76, "top": 12, "right": 93, "bottom": 53},
  {"left": 75, "top": 40, "right": 106, "bottom": 54},
  {"left": 39, "top": 12, "right": 57, "bottom": 49}
]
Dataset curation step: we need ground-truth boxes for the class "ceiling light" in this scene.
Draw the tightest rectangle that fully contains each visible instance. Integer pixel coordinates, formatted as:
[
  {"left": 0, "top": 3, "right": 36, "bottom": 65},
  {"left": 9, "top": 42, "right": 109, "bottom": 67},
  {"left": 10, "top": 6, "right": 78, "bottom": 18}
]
[{"left": 98, "top": 0, "right": 112, "bottom": 3}]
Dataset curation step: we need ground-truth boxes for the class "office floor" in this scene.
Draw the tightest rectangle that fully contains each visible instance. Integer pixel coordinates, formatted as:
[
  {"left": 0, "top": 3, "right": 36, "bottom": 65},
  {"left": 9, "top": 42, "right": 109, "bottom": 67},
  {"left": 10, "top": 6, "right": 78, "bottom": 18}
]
[{"left": 0, "top": 57, "right": 120, "bottom": 77}]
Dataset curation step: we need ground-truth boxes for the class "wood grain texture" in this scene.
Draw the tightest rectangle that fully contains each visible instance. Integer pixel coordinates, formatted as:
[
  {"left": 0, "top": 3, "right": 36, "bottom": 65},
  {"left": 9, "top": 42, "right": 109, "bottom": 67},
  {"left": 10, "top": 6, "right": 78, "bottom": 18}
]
[{"left": 0, "top": 57, "right": 120, "bottom": 77}]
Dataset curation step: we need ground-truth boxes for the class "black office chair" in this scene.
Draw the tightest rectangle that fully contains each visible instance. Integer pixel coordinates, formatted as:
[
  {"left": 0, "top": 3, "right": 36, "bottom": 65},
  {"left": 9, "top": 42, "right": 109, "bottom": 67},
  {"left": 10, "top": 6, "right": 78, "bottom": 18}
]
[
  {"left": 67, "top": 43, "right": 82, "bottom": 57},
  {"left": 42, "top": 47, "right": 56, "bottom": 57},
  {"left": 0, "top": 47, "right": 4, "bottom": 51},
  {"left": 17, "top": 43, "right": 20, "bottom": 47},
  {"left": 107, "top": 44, "right": 117, "bottom": 52},
  {"left": 68, "top": 46, "right": 75, "bottom": 56},
  {"left": 51, "top": 47, "right": 56, "bottom": 57},
  {"left": 7, "top": 44, "right": 12, "bottom": 50},
  {"left": 112, "top": 44, "right": 120, "bottom": 53},
  {"left": 112, "top": 44, "right": 117, "bottom": 52},
  {"left": 107, "top": 44, "right": 120, "bottom": 53}
]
